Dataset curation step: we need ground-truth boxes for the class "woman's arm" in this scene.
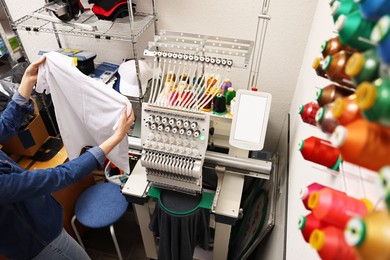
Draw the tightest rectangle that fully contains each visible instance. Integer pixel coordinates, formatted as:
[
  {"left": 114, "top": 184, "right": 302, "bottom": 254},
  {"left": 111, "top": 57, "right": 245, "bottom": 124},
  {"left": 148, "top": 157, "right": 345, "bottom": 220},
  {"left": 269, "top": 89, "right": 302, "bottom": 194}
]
[
  {"left": 0, "top": 106, "right": 136, "bottom": 203},
  {"left": 0, "top": 57, "right": 46, "bottom": 142},
  {"left": 99, "top": 107, "right": 135, "bottom": 155},
  {"left": 18, "top": 56, "right": 46, "bottom": 101}
]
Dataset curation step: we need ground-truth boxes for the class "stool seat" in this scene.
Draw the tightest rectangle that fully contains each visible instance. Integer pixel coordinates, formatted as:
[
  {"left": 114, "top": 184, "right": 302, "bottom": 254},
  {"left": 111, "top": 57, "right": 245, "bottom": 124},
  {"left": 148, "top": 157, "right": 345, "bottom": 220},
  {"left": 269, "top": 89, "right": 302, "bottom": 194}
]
[{"left": 75, "top": 182, "right": 128, "bottom": 228}]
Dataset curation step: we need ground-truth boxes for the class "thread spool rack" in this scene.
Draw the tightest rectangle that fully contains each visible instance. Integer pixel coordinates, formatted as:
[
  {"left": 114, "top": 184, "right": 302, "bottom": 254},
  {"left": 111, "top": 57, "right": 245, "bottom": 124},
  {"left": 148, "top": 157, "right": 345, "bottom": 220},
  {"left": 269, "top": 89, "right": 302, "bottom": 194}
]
[{"left": 142, "top": 30, "right": 256, "bottom": 113}]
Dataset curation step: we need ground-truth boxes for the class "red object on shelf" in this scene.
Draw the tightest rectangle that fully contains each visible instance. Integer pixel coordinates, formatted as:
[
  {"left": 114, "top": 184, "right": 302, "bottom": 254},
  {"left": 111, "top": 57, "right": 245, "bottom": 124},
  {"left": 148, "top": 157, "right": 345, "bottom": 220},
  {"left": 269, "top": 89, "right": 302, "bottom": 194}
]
[
  {"left": 299, "top": 136, "right": 342, "bottom": 170},
  {"left": 299, "top": 102, "right": 320, "bottom": 126},
  {"left": 308, "top": 187, "right": 371, "bottom": 229},
  {"left": 299, "top": 212, "right": 328, "bottom": 242},
  {"left": 309, "top": 226, "right": 357, "bottom": 260}
]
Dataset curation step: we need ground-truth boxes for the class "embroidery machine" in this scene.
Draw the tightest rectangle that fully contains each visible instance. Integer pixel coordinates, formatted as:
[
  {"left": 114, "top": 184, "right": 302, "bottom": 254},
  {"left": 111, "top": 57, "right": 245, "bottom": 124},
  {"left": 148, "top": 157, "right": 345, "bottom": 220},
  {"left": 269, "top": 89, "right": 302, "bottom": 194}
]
[{"left": 122, "top": 30, "right": 277, "bottom": 259}]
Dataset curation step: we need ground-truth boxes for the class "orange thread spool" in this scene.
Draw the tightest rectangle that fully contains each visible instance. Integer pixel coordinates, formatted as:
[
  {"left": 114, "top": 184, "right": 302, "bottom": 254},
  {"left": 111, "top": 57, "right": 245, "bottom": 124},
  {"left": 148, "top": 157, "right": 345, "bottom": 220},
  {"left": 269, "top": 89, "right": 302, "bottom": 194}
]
[
  {"left": 331, "top": 119, "right": 390, "bottom": 171},
  {"left": 308, "top": 188, "right": 371, "bottom": 229},
  {"left": 299, "top": 136, "right": 342, "bottom": 170},
  {"left": 331, "top": 94, "right": 362, "bottom": 126},
  {"left": 299, "top": 213, "right": 328, "bottom": 243},
  {"left": 309, "top": 226, "right": 357, "bottom": 260}
]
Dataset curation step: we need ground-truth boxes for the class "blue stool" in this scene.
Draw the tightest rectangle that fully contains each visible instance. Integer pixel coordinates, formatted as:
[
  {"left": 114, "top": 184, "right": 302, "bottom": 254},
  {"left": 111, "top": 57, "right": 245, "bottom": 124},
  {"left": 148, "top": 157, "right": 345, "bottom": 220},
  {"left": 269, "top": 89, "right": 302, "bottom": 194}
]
[{"left": 71, "top": 182, "right": 128, "bottom": 260}]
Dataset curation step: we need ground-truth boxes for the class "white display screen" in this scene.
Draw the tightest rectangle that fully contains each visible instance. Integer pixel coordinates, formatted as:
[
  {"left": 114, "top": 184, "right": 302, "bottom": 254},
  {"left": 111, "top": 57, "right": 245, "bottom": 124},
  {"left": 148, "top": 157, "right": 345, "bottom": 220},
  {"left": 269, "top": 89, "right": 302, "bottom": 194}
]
[{"left": 233, "top": 94, "right": 268, "bottom": 143}]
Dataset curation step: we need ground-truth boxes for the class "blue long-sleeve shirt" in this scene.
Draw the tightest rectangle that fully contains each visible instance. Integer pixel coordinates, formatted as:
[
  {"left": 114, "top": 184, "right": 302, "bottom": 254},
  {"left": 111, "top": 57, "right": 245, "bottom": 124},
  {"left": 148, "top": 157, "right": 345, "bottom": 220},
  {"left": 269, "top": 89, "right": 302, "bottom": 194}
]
[{"left": 0, "top": 92, "right": 105, "bottom": 259}]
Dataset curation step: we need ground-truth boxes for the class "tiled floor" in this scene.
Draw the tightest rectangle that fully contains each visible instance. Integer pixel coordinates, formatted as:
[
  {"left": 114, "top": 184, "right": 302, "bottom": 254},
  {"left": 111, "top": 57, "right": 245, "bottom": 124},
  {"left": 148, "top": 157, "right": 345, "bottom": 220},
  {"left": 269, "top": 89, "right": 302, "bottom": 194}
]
[{"left": 83, "top": 207, "right": 148, "bottom": 260}]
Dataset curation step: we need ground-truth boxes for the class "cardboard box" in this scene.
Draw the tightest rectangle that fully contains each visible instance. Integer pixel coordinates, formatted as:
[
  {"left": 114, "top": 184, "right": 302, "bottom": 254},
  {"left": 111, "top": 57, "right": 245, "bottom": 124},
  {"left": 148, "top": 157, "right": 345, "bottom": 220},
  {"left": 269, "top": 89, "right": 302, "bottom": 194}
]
[{"left": 1, "top": 100, "right": 49, "bottom": 156}]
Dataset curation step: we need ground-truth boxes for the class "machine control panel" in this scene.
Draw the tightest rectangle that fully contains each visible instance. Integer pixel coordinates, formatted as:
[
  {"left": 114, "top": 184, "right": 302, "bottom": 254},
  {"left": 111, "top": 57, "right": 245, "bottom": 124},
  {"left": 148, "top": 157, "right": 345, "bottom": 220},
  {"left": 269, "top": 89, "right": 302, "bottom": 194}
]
[{"left": 140, "top": 103, "right": 210, "bottom": 194}]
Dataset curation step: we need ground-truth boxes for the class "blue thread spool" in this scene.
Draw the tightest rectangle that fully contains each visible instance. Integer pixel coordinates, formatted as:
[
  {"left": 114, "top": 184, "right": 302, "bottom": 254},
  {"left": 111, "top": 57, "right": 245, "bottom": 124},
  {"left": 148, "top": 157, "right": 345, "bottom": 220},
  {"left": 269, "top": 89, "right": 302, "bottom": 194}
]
[
  {"left": 356, "top": 0, "right": 390, "bottom": 22},
  {"left": 371, "top": 15, "right": 390, "bottom": 65}
]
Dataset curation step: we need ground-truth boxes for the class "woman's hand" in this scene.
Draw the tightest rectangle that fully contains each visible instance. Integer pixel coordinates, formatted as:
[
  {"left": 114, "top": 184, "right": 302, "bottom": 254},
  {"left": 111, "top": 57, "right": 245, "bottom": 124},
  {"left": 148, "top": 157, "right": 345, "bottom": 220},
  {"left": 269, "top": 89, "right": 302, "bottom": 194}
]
[
  {"left": 113, "top": 107, "right": 135, "bottom": 142},
  {"left": 99, "top": 107, "right": 135, "bottom": 155},
  {"left": 18, "top": 56, "right": 46, "bottom": 100}
]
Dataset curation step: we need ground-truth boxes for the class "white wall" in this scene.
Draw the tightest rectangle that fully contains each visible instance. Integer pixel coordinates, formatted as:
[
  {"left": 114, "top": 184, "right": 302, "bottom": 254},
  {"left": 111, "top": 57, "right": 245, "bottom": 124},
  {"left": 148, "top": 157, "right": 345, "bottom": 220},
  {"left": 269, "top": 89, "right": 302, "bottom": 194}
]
[
  {"left": 4, "top": 0, "right": 318, "bottom": 153},
  {"left": 287, "top": 1, "right": 384, "bottom": 259}
]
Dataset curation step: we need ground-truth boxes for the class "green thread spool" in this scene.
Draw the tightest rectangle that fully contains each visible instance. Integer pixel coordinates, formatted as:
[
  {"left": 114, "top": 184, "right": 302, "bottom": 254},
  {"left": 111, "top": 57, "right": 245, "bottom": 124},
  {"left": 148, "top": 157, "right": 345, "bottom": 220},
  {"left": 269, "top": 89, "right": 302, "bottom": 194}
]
[
  {"left": 336, "top": 11, "right": 376, "bottom": 51},
  {"left": 345, "top": 49, "right": 380, "bottom": 85},
  {"left": 356, "top": 79, "right": 390, "bottom": 126},
  {"left": 225, "top": 87, "right": 236, "bottom": 107},
  {"left": 331, "top": 0, "right": 359, "bottom": 22}
]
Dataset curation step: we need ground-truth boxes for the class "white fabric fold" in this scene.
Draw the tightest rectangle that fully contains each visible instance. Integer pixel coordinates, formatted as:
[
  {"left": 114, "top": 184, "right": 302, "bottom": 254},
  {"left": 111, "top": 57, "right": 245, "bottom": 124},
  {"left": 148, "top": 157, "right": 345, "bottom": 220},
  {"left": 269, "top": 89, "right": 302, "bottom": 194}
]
[{"left": 36, "top": 52, "right": 131, "bottom": 173}]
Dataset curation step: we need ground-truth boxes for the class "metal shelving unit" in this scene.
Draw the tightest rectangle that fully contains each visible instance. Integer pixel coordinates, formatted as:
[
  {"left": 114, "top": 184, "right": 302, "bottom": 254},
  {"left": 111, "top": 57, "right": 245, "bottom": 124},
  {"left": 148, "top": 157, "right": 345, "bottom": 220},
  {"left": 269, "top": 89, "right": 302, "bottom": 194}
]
[
  {"left": 13, "top": 7, "right": 156, "bottom": 42},
  {"left": 5, "top": 0, "right": 158, "bottom": 100},
  {"left": 0, "top": 0, "right": 158, "bottom": 136},
  {"left": 0, "top": 1, "right": 24, "bottom": 67}
]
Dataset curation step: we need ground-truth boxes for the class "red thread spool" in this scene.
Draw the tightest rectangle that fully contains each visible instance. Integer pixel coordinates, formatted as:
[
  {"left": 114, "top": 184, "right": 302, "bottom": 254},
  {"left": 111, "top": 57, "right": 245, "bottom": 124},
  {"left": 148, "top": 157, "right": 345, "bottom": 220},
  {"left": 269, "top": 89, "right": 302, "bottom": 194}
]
[
  {"left": 331, "top": 94, "right": 362, "bottom": 126},
  {"left": 300, "top": 182, "right": 326, "bottom": 210},
  {"left": 201, "top": 93, "right": 212, "bottom": 112},
  {"left": 167, "top": 89, "right": 178, "bottom": 105},
  {"left": 301, "top": 183, "right": 347, "bottom": 210},
  {"left": 308, "top": 188, "right": 372, "bottom": 229},
  {"left": 179, "top": 90, "right": 194, "bottom": 108},
  {"left": 299, "top": 102, "right": 320, "bottom": 126},
  {"left": 331, "top": 119, "right": 390, "bottom": 171},
  {"left": 299, "top": 136, "right": 342, "bottom": 170},
  {"left": 298, "top": 213, "right": 328, "bottom": 243},
  {"left": 309, "top": 226, "right": 358, "bottom": 260}
]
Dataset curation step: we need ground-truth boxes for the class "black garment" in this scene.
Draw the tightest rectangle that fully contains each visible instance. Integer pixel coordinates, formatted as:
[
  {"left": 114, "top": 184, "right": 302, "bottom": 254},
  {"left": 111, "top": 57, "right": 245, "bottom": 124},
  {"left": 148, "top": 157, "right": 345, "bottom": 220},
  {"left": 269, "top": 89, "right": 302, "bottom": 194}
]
[{"left": 149, "top": 190, "right": 210, "bottom": 260}]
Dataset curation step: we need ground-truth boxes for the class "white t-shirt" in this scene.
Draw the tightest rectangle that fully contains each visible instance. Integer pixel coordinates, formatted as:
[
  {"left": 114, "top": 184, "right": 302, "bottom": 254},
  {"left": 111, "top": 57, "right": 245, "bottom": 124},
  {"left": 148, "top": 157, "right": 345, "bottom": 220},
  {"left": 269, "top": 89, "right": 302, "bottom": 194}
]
[{"left": 36, "top": 52, "right": 131, "bottom": 173}]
